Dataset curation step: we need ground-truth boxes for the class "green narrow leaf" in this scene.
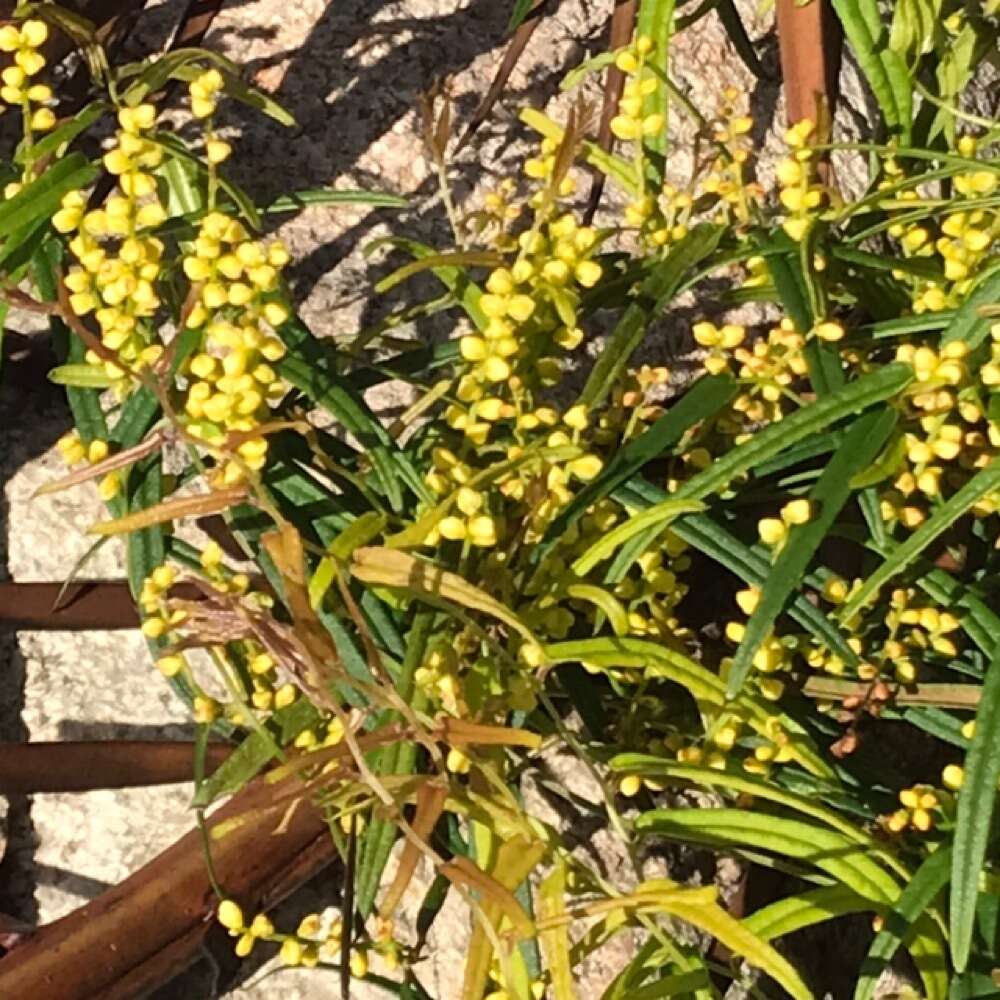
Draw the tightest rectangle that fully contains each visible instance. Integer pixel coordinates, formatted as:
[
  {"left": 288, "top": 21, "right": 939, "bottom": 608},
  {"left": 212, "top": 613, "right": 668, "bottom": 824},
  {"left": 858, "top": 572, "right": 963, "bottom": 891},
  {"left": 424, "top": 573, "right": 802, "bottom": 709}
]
[
  {"left": 939, "top": 267, "right": 1000, "bottom": 350},
  {"left": 579, "top": 225, "right": 724, "bottom": 407},
  {"left": 651, "top": 888, "right": 814, "bottom": 1000},
  {"left": 727, "top": 407, "right": 897, "bottom": 697},
  {"left": 377, "top": 238, "right": 488, "bottom": 331},
  {"left": 830, "top": 0, "right": 910, "bottom": 139},
  {"left": 839, "top": 458, "right": 1000, "bottom": 626},
  {"left": 0, "top": 152, "right": 98, "bottom": 238},
  {"left": 276, "top": 317, "right": 431, "bottom": 510},
  {"left": 538, "top": 860, "right": 575, "bottom": 1000},
  {"left": 355, "top": 609, "right": 434, "bottom": 916},
  {"left": 126, "top": 453, "right": 165, "bottom": 598},
  {"left": 857, "top": 846, "right": 951, "bottom": 1000},
  {"left": 17, "top": 100, "right": 107, "bottom": 166},
  {"left": 744, "top": 886, "right": 869, "bottom": 942},
  {"left": 192, "top": 700, "right": 315, "bottom": 807},
  {"left": 571, "top": 498, "right": 704, "bottom": 576},
  {"left": 537, "top": 372, "right": 736, "bottom": 561},
  {"left": 951, "top": 644, "right": 1000, "bottom": 971},
  {"left": 265, "top": 188, "right": 407, "bottom": 212},
  {"left": 636, "top": 809, "right": 902, "bottom": 904},
  {"left": 766, "top": 249, "right": 814, "bottom": 333},
  {"left": 546, "top": 637, "right": 833, "bottom": 777},
  {"left": 507, "top": 0, "right": 536, "bottom": 31},
  {"left": 636, "top": 0, "right": 676, "bottom": 157},
  {"left": 610, "top": 757, "right": 888, "bottom": 849},
  {"left": 673, "top": 364, "right": 912, "bottom": 503}
]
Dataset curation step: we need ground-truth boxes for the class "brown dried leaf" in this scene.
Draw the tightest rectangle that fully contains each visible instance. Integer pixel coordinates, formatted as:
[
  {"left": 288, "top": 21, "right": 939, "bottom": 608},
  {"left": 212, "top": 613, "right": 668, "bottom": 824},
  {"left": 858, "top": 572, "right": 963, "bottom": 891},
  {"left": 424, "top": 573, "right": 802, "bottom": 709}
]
[
  {"left": 34, "top": 431, "right": 167, "bottom": 498},
  {"left": 439, "top": 717, "right": 542, "bottom": 751},
  {"left": 379, "top": 780, "right": 448, "bottom": 919},
  {"left": 262, "top": 523, "right": 343, "bottom": 703},
  {"left": 88, "top": 486, "right": 246, "bottom": 536}
]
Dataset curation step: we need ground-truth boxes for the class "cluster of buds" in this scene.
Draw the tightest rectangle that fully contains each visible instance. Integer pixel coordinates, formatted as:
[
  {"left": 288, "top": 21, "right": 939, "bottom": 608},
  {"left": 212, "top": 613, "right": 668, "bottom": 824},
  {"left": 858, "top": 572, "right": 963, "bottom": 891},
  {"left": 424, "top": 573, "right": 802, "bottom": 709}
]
[
  {"left": 0, "top": 18, "right": 55, "bottom": 144},
  {"left": 757, "top": 499, "right": 812, "bottom": 554},
  {"left": 180, "top": 210, "right": 290, "bottom": 485},
  {"left": 59, "top": 102, "right": 169, "bottom": 393},
  {"left": 777, "top": 120, "right": 827, "bottom": 242}
]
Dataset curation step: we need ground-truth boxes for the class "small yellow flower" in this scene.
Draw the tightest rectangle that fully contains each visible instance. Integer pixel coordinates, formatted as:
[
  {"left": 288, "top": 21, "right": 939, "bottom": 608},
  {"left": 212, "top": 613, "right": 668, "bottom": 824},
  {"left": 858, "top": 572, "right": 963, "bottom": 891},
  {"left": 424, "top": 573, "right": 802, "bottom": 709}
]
[
  {"left": 781, "top": 499, "right": 811, "bottom": 526},
  {"left": 757, "top": 518, "right": 786, "bottom": 547},
  {"left": 218, "top": 899, "right": 245, "bottom": 931}
]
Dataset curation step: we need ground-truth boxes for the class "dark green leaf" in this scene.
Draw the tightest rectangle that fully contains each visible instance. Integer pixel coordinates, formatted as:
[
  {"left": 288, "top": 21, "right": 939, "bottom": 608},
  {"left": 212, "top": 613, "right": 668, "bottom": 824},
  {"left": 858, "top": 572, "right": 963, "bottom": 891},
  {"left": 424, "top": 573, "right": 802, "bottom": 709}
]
[
  {"left": 951, "top": 644, "right": 1000, "bottom": 971},
  {"left": 537, "top": 372, "right": 737, "bottom": 562},
  {"left": 0, "top": 152, "right": 98, "bottom": 239},
  {"left": 856, "top": 846, "right": 951, "bottom": 1000},
  {"left": 727, "top": 408, "right": 896, "bottom": 697},
  {"left": 579, "top": 224, "right": 723, "bottom": 407}
]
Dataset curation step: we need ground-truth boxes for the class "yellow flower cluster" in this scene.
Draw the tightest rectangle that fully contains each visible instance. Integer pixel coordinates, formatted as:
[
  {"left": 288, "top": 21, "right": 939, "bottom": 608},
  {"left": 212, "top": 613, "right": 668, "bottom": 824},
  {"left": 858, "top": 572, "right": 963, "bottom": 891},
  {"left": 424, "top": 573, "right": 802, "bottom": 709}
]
[
  {"left": 876, "top": 338, "right": 1000, "bottom": 529},
  {"left": 189, "top": 69, "right": 233, "bottom": 165},
  {"left": 137, "top": 563, "right": 187, "bottom": 641},
  {"left": 726, "top": 318, "right": 809, "bottom": 425},
  {"left": 180, "top": 211, "right": 290, "bottom": 484},
  {"left": 887, "top": 138, "right": 997, "bottom": 314},
  {"left": 701, "top": 86, "right": 762, "bottom": 226},
  {"left": 610, "top": 35, "right": 663, "bottom": 143},
  {"left": 55, "top": 431, "right": 122, "bottom": 500},
  {"left": 456, "top": 212, "right": 601, "bottom": 402},
  {"left": 692, "top": 321, "right": 745, "bottom": 375},
  {"left": 883, "top": 785, "right": 940, "bottom": 834},
  {"left": 777, "top": 120, "right": 827, "bottom": 241},
  {"left": 58, "top": 102, "right": 167, "bottom": 393},
  {"left": 0, "top": 19, "right": 55, "bottom": 137},
  {"left": 217, "top": 900, "right": 356, "bottom": 968}
]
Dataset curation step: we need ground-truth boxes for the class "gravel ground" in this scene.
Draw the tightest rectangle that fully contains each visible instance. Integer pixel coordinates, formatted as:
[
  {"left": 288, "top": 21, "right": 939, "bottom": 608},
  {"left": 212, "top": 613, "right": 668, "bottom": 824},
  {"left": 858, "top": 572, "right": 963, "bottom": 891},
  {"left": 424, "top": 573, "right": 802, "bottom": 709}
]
[{"left": 0, "top": 1, "right": 864, "bottom": 997}]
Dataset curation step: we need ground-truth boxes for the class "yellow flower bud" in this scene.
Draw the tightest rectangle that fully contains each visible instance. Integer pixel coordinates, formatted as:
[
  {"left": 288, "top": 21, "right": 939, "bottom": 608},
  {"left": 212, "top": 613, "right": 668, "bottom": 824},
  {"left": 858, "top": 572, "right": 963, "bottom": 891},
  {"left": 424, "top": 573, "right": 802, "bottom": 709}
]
[
  {"left": 218, "top": 899, "right": 245, "bottom": 931},
  {"left": 781, "top": 499, "right": 811, "bottom": 526},
  {"left": 156, "top": 654, "right": 184, "bottom": 677},
  {"left": 619, "top": 774, "right": 642, "bottom": 797},
  {"left": 757, "top": 518, "right": 786, "bottom": 546}
]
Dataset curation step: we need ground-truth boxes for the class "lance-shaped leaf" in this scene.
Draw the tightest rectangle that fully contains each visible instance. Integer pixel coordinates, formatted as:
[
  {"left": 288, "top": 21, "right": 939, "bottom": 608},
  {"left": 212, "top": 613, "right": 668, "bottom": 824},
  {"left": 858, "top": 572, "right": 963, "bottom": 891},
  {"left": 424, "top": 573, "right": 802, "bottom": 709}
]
[
  {"left": 744, "top": 886, "right": 869, "bottom": 942},
  {"left": 636, "top": 809, "right": 902, "bottom": 903},
  {"left": 609, "top": 757, "right": 893, "bottom": 854},
  {"left": 675, "top": 363, "right": 913, "bottom": 502},
  {"left": 951, "top": 643, "right": 1000, "bottom": 972},
  {"left": 34, "top": 431, "right": 167, "bottom": 498},
  {"left": 458, "top": 837, "right": 547, "bottom": 1000},
  {"left": 352, "top": 547, "right": 540, "bottom": 646},
  {"left": 838, "top": 457, "right": 1000, "bottom": 626},
  {"left": 571, "top": 498, "right": 704, "bottom": 577},
  {"left": 635, "top": 0, "right": 675, "bottom": 158},
  {"left": 538, "top": 860, "right": 575, "bottom": 1000},
  {"left": 0, "top": 152, "right": 98, "bottom": 239},
  {"left": 375, "top": 251, "right": 503, "bottom": 294},
  {"left": 88, "top": 486, "right": 246, "bottom": 535},
  {"left": 857, "top": 846, "right": 951, "bottom": 1000},
  {"left": 579, "top": 224, "right": 724, "bottom": 408},
  {"left": 546, "top": 637, "right": 833, "bottom": 777},
  {"left": 726, "top": 407, "right": 897, "bottom": 697}
]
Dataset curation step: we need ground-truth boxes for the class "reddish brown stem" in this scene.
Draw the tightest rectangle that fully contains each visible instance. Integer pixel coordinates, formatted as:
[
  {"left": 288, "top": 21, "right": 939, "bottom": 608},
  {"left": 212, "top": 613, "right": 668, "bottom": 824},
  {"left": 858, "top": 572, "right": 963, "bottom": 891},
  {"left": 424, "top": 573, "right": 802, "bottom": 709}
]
[
  {"left": 776, "top": 0, "right": 843, "bottom": 128},
  {"left": 0, "top": 581, "right": 139, "bottom": 630},
  {"left": 0, "top": 741, "right": 231, "bottom": 794},
  {"left": 0, "top": 775, "right": 335, "bottom": 998},
  {"left": 584, "top": 0, "right": 638, "bottom": 223}
]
